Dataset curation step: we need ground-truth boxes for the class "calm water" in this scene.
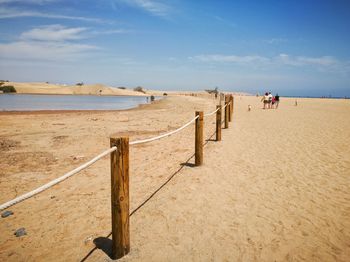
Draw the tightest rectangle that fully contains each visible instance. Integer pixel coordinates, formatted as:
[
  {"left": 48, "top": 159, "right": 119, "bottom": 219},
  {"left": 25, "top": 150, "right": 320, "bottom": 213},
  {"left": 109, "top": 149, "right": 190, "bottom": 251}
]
[{"left": 0, "top": 94, "right": 158, "bottom": 111}]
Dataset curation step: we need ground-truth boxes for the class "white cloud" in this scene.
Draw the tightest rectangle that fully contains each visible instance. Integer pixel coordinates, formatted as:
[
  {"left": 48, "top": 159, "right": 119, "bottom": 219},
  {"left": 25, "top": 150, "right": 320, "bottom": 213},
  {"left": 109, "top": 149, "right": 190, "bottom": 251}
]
[
  {"left": 276, "top": 54, "right": 338, "bottom": 67},
  {"left": 296, "top": 56, "right": 338, "bottom": 66},
  {"left": 0, "top": 7, "right": 105, "bottom": 23},
  {"left": 0, "top": 41, "right": 97, "bottom": 61},
  {"left": 90, "top": 29, "right": 129, "bottom": 36},
  {"left": 116, "top": 0, "right": 170, "bottom": 16},
  {"left": 0, "top": 0, "right": 56, "bottom": 4},
  {"left": 189, "top": 54, "right": 269, "bottom": 64},
  {"left": 189, "top": 53, "right": 348, "bottom": 74},
  {"left": 20, "top": 24, "right": 87, "bottom": 42},
  {"left": 0, "top": 25, "right": 97, "bottom": 61}
]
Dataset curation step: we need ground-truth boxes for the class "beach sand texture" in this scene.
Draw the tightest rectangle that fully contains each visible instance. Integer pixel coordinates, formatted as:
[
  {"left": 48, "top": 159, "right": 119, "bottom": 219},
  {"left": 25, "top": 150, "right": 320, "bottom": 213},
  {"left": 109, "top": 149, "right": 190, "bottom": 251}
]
[{"left": 0, "top": 95, "right": 349, "bottom": 261}]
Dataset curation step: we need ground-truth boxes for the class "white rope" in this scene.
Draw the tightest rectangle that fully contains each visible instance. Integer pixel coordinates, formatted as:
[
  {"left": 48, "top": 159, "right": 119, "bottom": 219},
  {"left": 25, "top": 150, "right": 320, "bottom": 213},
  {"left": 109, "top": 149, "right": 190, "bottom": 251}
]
[
  {"left": 130, "top": 116, "right": 199, "bottom": 145},
  {"left": 0, "top": 147, "right": 117, "bottom": 211},
  {"left": 222, "top": 101, "right": 230, "bottom": 109},
  {"left": 0, "top": 113, "right": 209, "bottom": 210},
  {"left": 204, "top": 107, "right": 220, "bottom": 117}
]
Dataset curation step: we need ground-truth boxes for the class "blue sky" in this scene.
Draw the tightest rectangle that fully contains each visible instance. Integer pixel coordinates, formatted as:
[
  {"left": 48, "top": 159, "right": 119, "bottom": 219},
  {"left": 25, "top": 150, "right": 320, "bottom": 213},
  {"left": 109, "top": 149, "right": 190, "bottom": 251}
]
[{"left": 0, "top": 0, "right": 349, "bottom": 96}]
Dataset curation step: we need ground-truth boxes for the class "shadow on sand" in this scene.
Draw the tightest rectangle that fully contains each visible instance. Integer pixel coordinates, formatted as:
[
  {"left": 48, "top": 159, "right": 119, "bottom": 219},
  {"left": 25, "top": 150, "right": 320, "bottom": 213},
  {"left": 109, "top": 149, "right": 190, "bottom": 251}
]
[{"left": 81, "top": 130, "right": 217, "bottom": 261}]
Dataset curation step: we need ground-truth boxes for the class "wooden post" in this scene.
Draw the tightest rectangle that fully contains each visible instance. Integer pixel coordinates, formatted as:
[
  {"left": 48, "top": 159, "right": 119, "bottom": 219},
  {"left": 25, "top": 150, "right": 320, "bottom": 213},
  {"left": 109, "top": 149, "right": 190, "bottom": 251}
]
[
  {"left": 195, "top": 111, "right": 203, "bottom": 166},
  {"left": 110, "top": 136, "right": 130, "bottom": 259},
  {"left": 216, "top": 105, "right": 222, "bottom": 141},
  {"left": 230, "top": 95, "right": 234, "bottom": 118},
  {"left": 225, "top": 96, "right": 229, "bottom": 129},
  {"left": 228, "top": 95, "right": 232, "bottom": 122}
]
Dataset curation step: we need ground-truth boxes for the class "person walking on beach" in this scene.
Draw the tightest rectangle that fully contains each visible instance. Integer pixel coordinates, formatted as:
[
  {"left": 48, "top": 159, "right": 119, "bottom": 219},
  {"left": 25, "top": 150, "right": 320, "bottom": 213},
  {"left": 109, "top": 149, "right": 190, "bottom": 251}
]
[
  {"left": 268, "top": 92, "right": 273, "bottom": 109},
  {"left": 261, "top": 92, "right": 269, "bottom": 109},
  {"left": 271, "top": 96, "right": 276, "bottom": 109},
  {"left": 275, "top": 94, "right": 280, "bottom": 109}
]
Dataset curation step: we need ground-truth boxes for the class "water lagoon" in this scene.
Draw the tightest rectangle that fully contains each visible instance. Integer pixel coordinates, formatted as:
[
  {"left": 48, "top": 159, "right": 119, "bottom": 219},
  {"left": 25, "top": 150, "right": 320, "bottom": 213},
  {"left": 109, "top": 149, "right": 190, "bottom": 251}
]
[{"left": 0, "top": 94, "right": 157, "bottom": 111}]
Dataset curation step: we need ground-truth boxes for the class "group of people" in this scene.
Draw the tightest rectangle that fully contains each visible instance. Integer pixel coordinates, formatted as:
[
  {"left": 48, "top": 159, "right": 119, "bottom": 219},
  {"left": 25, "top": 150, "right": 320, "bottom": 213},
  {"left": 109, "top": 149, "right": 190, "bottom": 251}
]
[{"left": 262, "top": 92, "right": 279, "bottom": 109}]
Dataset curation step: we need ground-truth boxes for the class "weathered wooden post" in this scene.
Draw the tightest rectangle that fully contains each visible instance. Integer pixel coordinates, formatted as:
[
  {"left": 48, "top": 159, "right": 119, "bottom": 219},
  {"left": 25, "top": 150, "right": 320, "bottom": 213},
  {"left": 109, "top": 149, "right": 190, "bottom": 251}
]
[
  {"left": 195, "top": 111, "right": 203, "bottom": 166},
  {"left": 228, "top": 95, "right": 232, "bottom": 122},
  {"left": 216, "top": 105, "right": 222, "bottom": 141},
  {"left": 225, "top": 96, "right": 229, "bottom": 129},
  {"left": 230, "top": 95, "right": 234, "bottom": 118},
  {"left": 110, "top": 136, "right": 130, "bottom": 259}
]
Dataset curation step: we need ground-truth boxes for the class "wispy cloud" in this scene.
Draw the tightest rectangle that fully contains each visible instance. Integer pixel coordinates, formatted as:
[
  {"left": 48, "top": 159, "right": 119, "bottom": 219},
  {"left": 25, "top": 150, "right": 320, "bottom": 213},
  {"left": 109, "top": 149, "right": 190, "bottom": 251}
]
[
  {"left": 20, "top": 24, "right": 87, "bottom": 42},
  {"left": 0, "top": 41, "right": 97, "bottom": 61},
  {"left": 115, "top": 0, "right": 170, "bottom": 17},
  {"left": 0, "top": 0, "right": 57, "bottom": 4},
  {"left": 189, "top": 54, "right": 269, "bottom": 64},
  {"left": 0, "top": 7, "right": 106, "bottom": 23},
  {"left": 189, "top": 53, "right": 348, "bottom": 74},
  {"left": 276, "top": 54, "right": 339, "bottom": 67},
  {"left": 264, "top": 38, "right": 287, "bottom": 44},
  {"left": 0, "top": 25, "right": 97, "bottom": 61},
  {"left": 90, "top": 29, "right": 130, "bottom": 36}
]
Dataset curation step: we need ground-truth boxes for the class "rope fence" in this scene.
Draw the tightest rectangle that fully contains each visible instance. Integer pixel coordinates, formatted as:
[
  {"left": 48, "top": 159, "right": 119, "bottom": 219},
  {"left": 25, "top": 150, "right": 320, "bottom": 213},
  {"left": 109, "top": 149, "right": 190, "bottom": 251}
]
[
  {"left": 130, "top": 116, "right": 199, "bottom": 145},
  {"left": 0, "top": 147, "right": 117, "bottom": 211},
  {"left": 1, "top": 93, "right": 235, "bottom": 260},
  {"left": 204, "top": 106, "right": 220, "bottom": 117}
]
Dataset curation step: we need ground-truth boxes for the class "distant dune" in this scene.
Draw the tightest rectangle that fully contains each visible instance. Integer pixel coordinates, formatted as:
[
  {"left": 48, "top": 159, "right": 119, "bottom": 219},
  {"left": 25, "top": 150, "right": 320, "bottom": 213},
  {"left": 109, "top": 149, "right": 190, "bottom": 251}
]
[
  {"left": 6, "top": 82, "right": 147, "bottom": 96},
  {"left": 6, "top": 81, "right": 251, "bottom": 97}
]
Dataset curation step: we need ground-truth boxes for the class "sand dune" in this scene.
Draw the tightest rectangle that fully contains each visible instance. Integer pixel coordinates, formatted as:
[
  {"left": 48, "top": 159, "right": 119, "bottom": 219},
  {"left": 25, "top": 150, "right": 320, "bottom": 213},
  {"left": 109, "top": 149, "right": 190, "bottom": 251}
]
[
  {"left": 0, "top": 95, "right": 349, "bottom": 261},
  {"left": 6, "top": 82, "right": 147, "bottom": 96}
]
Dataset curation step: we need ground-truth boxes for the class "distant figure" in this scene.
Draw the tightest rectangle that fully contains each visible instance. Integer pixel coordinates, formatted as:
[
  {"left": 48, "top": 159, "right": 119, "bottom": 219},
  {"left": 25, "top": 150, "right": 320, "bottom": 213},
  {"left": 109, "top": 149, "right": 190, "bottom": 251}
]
[
  {"left": 248, "top": 105, "right": 251, "bottom": 111},
  {"left": 268, "top": 92, "right": 273, "bottom": 109},
  {"left": 271, "top": 96, "right": 276, "bottom": 109},
  {"left": 261, "top": 92, "right": 269, "bottom": 109},
  {"left": 295, "top": 100, "right": 298, "bottom": 106},
  {"left": 275, "top": 94, "right": 280, "bottom": 109}
]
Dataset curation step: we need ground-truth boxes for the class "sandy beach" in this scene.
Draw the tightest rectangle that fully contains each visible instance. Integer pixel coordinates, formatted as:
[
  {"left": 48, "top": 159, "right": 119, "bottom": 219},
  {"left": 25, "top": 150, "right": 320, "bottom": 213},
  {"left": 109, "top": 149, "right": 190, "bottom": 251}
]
[{"left": 0, "top": 94, "right": 349, "bottom": 261}]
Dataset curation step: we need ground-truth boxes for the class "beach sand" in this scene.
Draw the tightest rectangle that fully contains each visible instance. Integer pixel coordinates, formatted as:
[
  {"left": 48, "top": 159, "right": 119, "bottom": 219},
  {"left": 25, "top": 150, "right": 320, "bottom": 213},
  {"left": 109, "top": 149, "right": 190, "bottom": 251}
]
[{"left": 0, "top": 95, "right": 349, "bottom": 261}]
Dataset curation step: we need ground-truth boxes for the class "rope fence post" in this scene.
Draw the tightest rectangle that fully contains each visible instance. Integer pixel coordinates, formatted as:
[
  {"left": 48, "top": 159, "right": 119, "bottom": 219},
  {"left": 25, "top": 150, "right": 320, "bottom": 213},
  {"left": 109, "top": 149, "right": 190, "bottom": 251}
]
[
  {"left": 110, "top": 136, "right": 130, "bottom": 259},
  {"left": 230, "top": 95, "right": 234, "bottom": 120},
  {"left": 225, "top": 96, "right": 229, "bottom": 129},
  {"left": 228, "top": 95, "right": 232, "bottom": 122},
  {"left": 216, "top": 105, "right": 222, "bottom": 141},
  {"left": 195, "top": 111, "right": 204, "bottom": 166}
]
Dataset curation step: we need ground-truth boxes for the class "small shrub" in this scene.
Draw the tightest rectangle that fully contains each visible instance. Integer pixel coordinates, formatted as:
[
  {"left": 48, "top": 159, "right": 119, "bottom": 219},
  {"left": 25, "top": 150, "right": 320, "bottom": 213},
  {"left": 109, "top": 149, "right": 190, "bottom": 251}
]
[
  {"left": 76, "top": 82, "right": 84, "bottom": 86},
  {"left": 150, "top": 95, "right": 155, "bottom": 101},
  {"left": 163, "top": 93, "right": 168, "bottom": 96},
  {"left": 133, "top": 86, "right": 145, "bottom": 94},
  {"left": 118, "top": 87, "right": 126, "bottom": 90},
  {"left": 0, "top": 85, "right": 16, "bottom": 93}
]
